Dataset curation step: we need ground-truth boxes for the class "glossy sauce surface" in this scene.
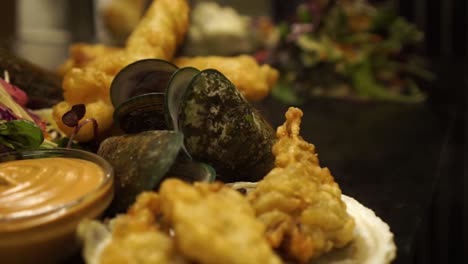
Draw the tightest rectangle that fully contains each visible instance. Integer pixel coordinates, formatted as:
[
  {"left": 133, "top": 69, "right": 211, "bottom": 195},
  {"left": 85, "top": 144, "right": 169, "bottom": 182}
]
[{"left": 0, "top": 157, "right": 105, "bottom": 220}]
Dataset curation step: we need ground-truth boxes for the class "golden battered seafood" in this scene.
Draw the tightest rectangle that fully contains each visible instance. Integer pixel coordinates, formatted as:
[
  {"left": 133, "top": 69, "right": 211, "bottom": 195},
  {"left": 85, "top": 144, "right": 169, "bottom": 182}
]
[
  {"left": 173, "top": 55, "right": 279, "bottom": 101},
  {"left": 57, "top": 44, "right": 121, "bottom": 76},
  {"left": 247, "top": 107, "right": 355, "bottom": 263},
  {"left": 158, "top": 179, "right": 282, "bottom": 264},
  {"left": 78, "top": 182, "right": 396, "bottom": 264},
  {"left": 52, "top": 0, "right": 190, "bottom": 142},
  {"left": 79, "top": 192, "right": 189, "bottom": 264},
  {"left": 79, "top": 181, "right": 281, "bottom": 264},
  {"left": 98, "top": 192, "right": 189, "bottom": 264},
  {"left": 101, "top": 0, "right": 146, "bottom": 44},
  {"left": 229, "top": 182, "right": 397, "bottom": 264},
  {"left": 98, "top": 230, "right": 187, "bottom": 264}
]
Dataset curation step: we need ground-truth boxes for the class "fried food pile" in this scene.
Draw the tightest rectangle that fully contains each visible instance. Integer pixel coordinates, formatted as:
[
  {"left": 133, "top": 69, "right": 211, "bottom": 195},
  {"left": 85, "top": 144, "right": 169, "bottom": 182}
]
[
  {"left": 174, "top": 55, "right": 278, "bottom": 101},
  {"left": 57, "top": 44, "right": 120, "bottom": 75},
  {"left": 248, "top": 107, "right": 355, "bottom": 263},
  {"left": 79, "top": 107, "right": 355, "bottom": 264},
  {"left": 90, "top": 192, "right": 189, "bottom": 264},
  {"left": 53, "top": 0, "right": 190, "bottom": 142},
  {"left": 159, "top": 179, "right": 282, "bottom": 264},
  {"left": 100, "top": 0, "right": 147, "bottom": 44},
  {"left": 53, "top": 0, "right": 278, "bottom": 142},
  {"left": 81, "top": 180, "right": 281, "bottom": 264}
]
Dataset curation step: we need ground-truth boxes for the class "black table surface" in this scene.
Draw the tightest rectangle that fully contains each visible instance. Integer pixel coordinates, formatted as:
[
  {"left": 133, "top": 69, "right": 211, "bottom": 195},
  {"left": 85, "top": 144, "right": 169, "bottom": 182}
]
[{"left": 255, "top": 96, "right": 456, "bottom": 264}]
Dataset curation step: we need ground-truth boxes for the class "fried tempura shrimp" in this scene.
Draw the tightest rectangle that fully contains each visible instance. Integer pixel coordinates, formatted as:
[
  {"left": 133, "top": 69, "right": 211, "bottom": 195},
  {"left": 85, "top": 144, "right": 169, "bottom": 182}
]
[
  {"left": 159, "top": 179, "right": 282, "bottom": 264},
  {"left": 52, "top": 0, "right": 190, "bottom": 142},
  {"left": 248, "top": 107, "right": 355, "bottom": 263},
  {"left": 173, "top": 55, "right": 278, "bottom": 101},
  {"left": 81, "top": 181, "right": 281, "bottom": 264},
  {"left": 80, "top": 192, "right": 189, "bottom": 264},
  {"left": 101, "top": 0, "right": 147, "bottom": 44},
  {"left": 57, "top": 44, "right": 121, "bottom": 76}
]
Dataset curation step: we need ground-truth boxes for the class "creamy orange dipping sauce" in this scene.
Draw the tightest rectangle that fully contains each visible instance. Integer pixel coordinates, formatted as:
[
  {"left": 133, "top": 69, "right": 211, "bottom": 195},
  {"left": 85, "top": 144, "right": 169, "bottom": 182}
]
[
  {"left": 0, "top": 155, "right": 113, "bottom": 264},
  {"left": 0, "top": 157, "right": 105, "bottom": 219}
]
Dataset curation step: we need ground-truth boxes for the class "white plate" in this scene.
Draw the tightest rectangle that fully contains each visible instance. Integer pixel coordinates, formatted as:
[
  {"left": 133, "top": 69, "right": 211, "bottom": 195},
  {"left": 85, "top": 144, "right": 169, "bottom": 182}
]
[
  {"left": 312, "top": 195, "right": 397, "bottom": 264},
  {"left": 228, "top": 182, "right": 397, "bottom": 264}
]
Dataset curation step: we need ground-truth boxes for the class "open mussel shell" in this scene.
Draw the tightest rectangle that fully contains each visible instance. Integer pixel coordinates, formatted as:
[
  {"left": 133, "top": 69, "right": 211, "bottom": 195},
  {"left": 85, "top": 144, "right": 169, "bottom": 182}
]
[
  {"left": 164, "top": 66, "right": 200, "bottom": 158},
  {"left": 97, "top": 130, "right": 183, "bottom": 214},
  {"left": 177, "top": 69, "right": 276, "bottom": 182},
  {"left": 164, "top": 67, "right": 200, "bottom": 130},
  {"left": 113, "top": 92, "right": 167, "bottom": 133},
  {"left": 164, "top": 159, "right": 216, "bottom": 184},
  {"left": 110, "top": 59, "right": 178, "bottom": 107}
]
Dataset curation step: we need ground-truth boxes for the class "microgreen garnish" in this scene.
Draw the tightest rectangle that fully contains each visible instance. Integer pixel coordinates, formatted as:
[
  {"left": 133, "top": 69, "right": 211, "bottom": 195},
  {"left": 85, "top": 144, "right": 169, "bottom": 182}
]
[
  {"left": 62, "top": 104, "right": 86, "bottom": 127},
  {"left": 62, "top": 104, "right": 98, "bottom": 149}
]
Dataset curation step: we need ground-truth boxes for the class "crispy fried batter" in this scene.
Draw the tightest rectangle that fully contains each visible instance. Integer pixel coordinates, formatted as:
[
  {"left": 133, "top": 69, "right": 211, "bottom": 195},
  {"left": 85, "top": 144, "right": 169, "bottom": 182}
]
[
  {"left": 57, "top": 44, "right": 121, "bottom": 76},
  {"left": 52, "top": 0, "right": 190, "bottom": 142},
  {"left": 126, "top": 0, "right": 188, "bottom": 59},
  {"left": 248, "top": 107, "right": 355, "bottom": 263},
  {"left": 159, "top": 179, "right": 282, "bottom": 264},
  {"left": 94, "top": 181, "right": 281, "bottom": 264},
  {"left": 101, "top": 0, "right": 146, "bottom": 44},
  {"left": 173, "top": 55, "right": 278, "bottom": 101},
  {"left": 98, "top": 192, "right": 189, "bottom": 264},
  {"left": 99, "top": 231, "right": 187, "bottom": 264}
]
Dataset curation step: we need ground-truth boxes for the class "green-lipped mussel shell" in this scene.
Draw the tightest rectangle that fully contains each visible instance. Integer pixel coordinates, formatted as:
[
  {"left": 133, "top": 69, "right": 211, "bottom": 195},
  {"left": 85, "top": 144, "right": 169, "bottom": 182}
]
[
  {"left": 164, "top": 67, "right": 200, "bottom": 131},
  {"left": 97, "top": 130, "right": 183, "bottom": 214},
  {"left": 113, "top": 93, "right": 167, "bottom": 133},
  {"left": 178, "top": 69, "right": 276, "bottom": 182},
  {"left": 110, "top": 59, "right": 178, "bottom": 107},
  {"left": 164, "top": 66, "right": 201, "bottom": 159},
  {"left": 164, "top": 159, "right": 216, "bottom": 184}
]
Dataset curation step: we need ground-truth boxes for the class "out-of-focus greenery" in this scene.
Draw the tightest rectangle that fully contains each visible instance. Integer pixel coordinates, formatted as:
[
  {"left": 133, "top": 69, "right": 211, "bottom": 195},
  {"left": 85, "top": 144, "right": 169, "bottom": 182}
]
[{"left": 263, "top": 0, "right": 434, "bottom": 103}]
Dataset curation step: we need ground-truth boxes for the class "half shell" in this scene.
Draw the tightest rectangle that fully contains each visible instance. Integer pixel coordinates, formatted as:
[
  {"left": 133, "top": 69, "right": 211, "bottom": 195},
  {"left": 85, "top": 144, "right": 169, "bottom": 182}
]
[
  {"left": 110, "top": 59, "right": 178, "bottom": 133},
  {"left": 110, "top": 59, "right": 178, "bottom": 107},
  {"left": 97, "top": 130, "right": 183, "bottom": 214}
]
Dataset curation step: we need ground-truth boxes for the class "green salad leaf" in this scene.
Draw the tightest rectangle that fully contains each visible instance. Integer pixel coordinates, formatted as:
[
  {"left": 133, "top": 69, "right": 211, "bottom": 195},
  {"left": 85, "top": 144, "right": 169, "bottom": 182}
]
[{"left": 0, "top": 120, "right": 44, "bottom": 150}]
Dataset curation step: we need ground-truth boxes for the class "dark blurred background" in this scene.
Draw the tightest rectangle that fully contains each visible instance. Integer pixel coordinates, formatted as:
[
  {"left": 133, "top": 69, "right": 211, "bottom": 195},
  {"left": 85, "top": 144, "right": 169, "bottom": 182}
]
[
  {"left": 272, "top": 1, "right": 467, "bottom": 263},
  {"left": 272, "top": 0, "right": 467, "bottom": 106},
  {"left": 384, "top": 1, "right": 466, "bottom": 264}
]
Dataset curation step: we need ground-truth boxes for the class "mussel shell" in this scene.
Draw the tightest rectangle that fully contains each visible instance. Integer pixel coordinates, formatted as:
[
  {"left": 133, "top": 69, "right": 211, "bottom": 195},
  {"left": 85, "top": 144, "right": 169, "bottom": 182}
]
[
  {"left": 178, "top": 69, "right": 276, "bottom": 182},
  {"left": 110, "top": 59, "right": 178, "bottom": 108},
  {"left": 164, "top": 159, "right": 216, "bottom": 184},
  {"left": 113, "top": 93, "right": 167, "bottom": 133},
  {"left": 164, "top": 66, "right": 200, "bottom": 158},
  {"left": 164, "top": 67, "right": 200, "bottom": 130},
  {"left": 97, "top": 130, "right": 183, "bottom": 214}
]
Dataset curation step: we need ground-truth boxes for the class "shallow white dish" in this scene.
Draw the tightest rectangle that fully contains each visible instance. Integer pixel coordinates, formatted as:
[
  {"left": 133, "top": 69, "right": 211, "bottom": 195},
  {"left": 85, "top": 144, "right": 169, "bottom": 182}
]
[{"left": 312, "top": 195, "right": 397, "bottom": 264}]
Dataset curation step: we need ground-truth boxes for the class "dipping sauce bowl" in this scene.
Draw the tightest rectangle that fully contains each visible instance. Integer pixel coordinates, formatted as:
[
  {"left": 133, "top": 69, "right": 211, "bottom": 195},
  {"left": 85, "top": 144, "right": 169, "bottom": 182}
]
[{"left": 0, "top": 148, "right": 114, "bottom": 264}]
